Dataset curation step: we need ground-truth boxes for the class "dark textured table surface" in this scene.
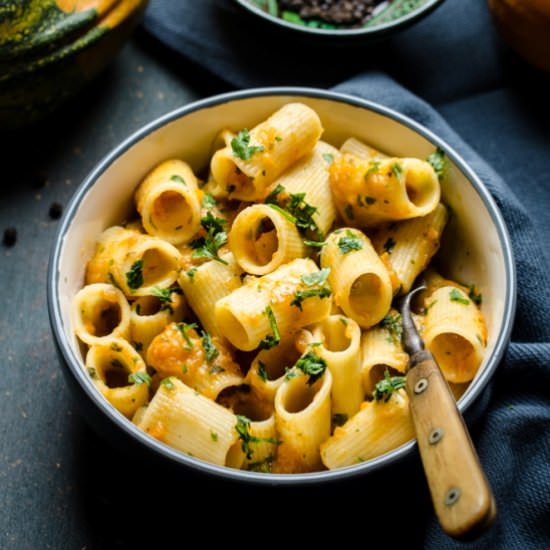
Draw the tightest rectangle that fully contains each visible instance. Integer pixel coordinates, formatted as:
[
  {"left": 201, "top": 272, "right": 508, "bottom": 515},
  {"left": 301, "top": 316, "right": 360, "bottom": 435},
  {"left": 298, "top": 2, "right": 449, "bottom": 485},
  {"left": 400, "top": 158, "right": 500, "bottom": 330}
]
[{"left": 1, "top": 12, "right": 548, "bottom": 548}]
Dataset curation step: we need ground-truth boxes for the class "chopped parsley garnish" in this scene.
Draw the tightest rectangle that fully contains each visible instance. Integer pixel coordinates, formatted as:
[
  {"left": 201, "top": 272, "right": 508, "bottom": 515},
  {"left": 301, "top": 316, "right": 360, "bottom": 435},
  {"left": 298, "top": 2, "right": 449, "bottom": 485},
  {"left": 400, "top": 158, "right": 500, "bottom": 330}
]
[
  {"left": 344, "top": 204, "right": 354, "bottom": 220},
  {"left": 170, "top": 174, "right": 186, "bottom": 185},
  {"left": 294, "top": 352, "right": 327, "bottom": 386},
  {"left": 259, "top": 305, "right": 280, "bottom": 350},
  {"left": 291, "top": 268, "right": 332, "bottom": 311},
  {"left": 303, "top": 239, "right": 326, "bottom": 248},
  {"left": 125, "top": 259, "right": 144, "bottom": 290},
  {"left": 181, "top": 364, "right": 188, "bottom": 374},
  {"left": 107, "top": 271, "right": 121, "bottom": 289},
  {"left": 133, "top": 341, "right": 143, "bottom": 352},
  {"left": 128, "top": 372, "right": 152, "bottom": 386},
  {"left": 151, "top": 286, "right": 182, "bottom": 313},
  {"left": 210, "top": 431, "right": 219, "bottom": 442},
  {"left": 380, "top": 313, "right": 402, "bottom": 344},
  {"left": 265, "top": 183, "right": 285, "bottom": 204},
  {"left": 285, "top": 367, "right": 298, "bottom": 381},
  {"left": 337, "top": 230, "right": 363, "bottom": 254},
  {"left": 186, "top": 267, "right": 197, "bottom": 279},
  {"left": 427, "top": 147, "right": 447, "bottom": 181},
  {"left": 275, "top": 136, "right": 283, "bottom": 142},
  {"left": 231, "top": 129, "right": 264, "bottom": 161},
  {"left": 201, "top": 330, "right": 219, "bottom": 363},
  {"left": 291, "top": 287, "right": 332, "bottom": 311},
  {"left": 373, "top": 370, "right": 406, "bottom": 402},
  {"left": 425, "top": 299, "right": 438, "bottom": 312},
  {"left": 190, "top": 211, "right": 228, "bottom": 264},
  {"left": 383, "top": 237, "right": 396, "bottom": 254},
  {"left": 391, "top": 162, "right": 403, "bottom": 179},
  {"left": 365, "top": 160, "right": 380, "bottom": 179},
  {"left": 322, "top": 153, "right": 334, "bottom": 164},
  {"left": 301, "top": 268, "right": 331, "bottom": 286},
  {"left": 87, "top": 367, "right": 98, "bottom": 379},
  {"left": 450, "top": 288, "right": 470, "bottom": 305},
  {"left": 332, "top": 413, "right": 348, "bottom": 427},
  {"left": 468, "top": 285, "right": 482, "bottom": 306},
  {"left": 265, "top": 184, "right": 322, "bottom": 240},
  {"left": 235, "top": 415, "right": 279, "bottom": 460},
  {"left": 110, "top": 342, "right": 123, "bottom": 352},
  {"left": 161, "top": 378, "right": 175, "bottom": 390},
  {"left": 176, "top": 322, "right": 198, "bottom": 350},
  {"left": 202, "top": 192, "right": 217, "bottom": 208},
  {"left": 257, "top": 361, "right": 268, "bottom": 382}
]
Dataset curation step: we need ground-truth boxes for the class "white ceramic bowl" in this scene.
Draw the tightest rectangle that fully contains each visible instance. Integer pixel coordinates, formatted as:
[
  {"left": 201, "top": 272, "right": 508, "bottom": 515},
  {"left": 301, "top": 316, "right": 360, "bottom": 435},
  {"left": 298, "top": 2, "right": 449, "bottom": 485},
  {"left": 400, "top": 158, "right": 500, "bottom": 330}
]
[{"left": 48, "top": 88, "right": 516, "bottom": 484}]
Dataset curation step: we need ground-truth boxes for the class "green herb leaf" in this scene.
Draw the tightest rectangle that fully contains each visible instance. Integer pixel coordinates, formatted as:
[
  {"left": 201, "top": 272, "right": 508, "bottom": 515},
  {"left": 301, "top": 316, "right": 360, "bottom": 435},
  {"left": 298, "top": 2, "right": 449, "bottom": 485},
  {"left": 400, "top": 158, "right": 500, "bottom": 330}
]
[
  {"left": 373, "top": 369, "right": 406, "bottom": 402},
  {"left": 210, "top": 431, "right": 219, "bottom": 442},
  {"left": 170, "top": 174, "right": 186, "bottom": 185},
  {"left": 201, "top": 330, "right": 219, "bottom": 363},
  {"left": 257, "top": 361, "right": 268, "bottom": 382},
  {"left": 126, "top": 260, "right": 144, "bottom": 290},
  {"left": 260, "top": 305, "right": 280, "bottom": 350},
  {"left": 427, "top": 147, "right": 447, "bottom": 181},
  {"left": 176, "top": 322, "right": 198, "bottom": 350},
  {"left": 294, "top": 352, "right": 327, "bottom": 386},
  {"left": 235, "top": 415, "right": 279, "bottom": 460},
  {"left": 450, "top": 288, "right": 470, "bottom": 305},
  {"left": 186, "top": 267, "right": 197, "bottom": 279},
  {"left": 247, "top": 455, "right": 273, "bottom": 473},
  {"left": 365, "top": 160, "right": 380, "bottom": 179},
  {"left": 291, "top": 287, "right": 331, "bottom": 311},
  {"left": 304, "top": 239, "right": 326, "bottom": 248},
  {"left": 151, "top": 286, "right": 182, "bottom": 313},
  {"left": 391, "top": 162, "right": 403, "bottom": 179},
  {"left": 161, "top": 378, "right": 175, "bottom": 390},
  {"left": 322, "top": 153, "right": 334, "bottom": 164},
  {"left": 337, "top": 230, "right": 363, "bottom": 254},
  {"left": 265, "top": 184, "right": 285, "bottom": 205},
  {"left": 190, "top": 212, "right": 228, "bottom": 264},
  {"left": 128, "top": 372, "right": 152, "bottom": 386},
  {"left": 380, "top": 313, "right": 402, "bottom": 344},
  {"left": 202, "top": 192, "right": 217, "bottom": 209},
  {"left": 268, "top": 203, "right": 297, "bottom": 225},
  {"left": 301, "top": 267, "right": 331, "bottom": 286},
  {"left": 231, "top": 129, "right": 264, "bottom": 161}
]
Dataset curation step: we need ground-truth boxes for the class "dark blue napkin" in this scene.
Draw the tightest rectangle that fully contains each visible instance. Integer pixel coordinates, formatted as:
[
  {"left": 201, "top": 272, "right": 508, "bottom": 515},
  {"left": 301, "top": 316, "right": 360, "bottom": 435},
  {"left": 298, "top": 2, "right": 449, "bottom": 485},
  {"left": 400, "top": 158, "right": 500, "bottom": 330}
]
[{"left": 143, "top": 1, "right": 550, "bottom": 547}]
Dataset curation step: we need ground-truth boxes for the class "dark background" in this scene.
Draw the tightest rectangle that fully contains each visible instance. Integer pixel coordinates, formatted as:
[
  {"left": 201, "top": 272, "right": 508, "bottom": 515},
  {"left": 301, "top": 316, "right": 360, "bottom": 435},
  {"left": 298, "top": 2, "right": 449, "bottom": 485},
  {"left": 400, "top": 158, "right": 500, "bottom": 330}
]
[{"left": 1, "top": 2, "right": 549, "bottom": 547}]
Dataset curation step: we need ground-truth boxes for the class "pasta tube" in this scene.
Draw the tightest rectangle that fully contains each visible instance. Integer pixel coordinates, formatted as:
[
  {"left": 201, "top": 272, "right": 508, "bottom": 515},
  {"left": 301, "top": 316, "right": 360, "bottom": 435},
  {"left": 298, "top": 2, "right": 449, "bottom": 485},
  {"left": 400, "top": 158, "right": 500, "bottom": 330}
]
[
  {"left": 321, "top": 389, "right": 414, "bottom": 469},
  {"left": 137, "top": 378, "right": 244, "bottom": 468},
  {"left": 274, "top": 368, "right": 332, "bottom": 473},
  {"left": 146, "top": 322, "right": 243, "bottom": 400},
  {"left": 85, "top": 337, "right": 149, "bottom": 418},
  {"left": 360, "top": 310, "right": 409, "bottom": 395},
  {"left": 178, "top": 252, "right": 243, "bottom": 339},
  {"left": 229, "top": 204, "right": 306, "bottom": 275},
  {"left": 373, "top": 203, "right": 448, "bottom": 294},
  {"left": 311, "top": 315, "right": 363, "bottom": 420},
  {"left": 135, "top": 159, "right": 202, "bottom": 245},
  {"left": 423, "top": 286, "right": 487, "bottom": 383},
  {"left": 87, "top": 226, "right": 182, "bottom": 297},
  {"left": 129, "top": 289, "right": 187, "bottom": 356},
  {"left": 244, "top": 336, "right": 304, "bottom": 404},
  {"left": 267, "top": 140, "right": 339, "bottom": 236},
  {"left": 321, "top": 228, "right": 392, "bottom": 329},
  {"left": 73, "top": 283, "right": 131, "bottom": 345},
  {"left": 210, "top": 103, "right": 323, "bottom": 201},
  {"left": 329, "top": 154, "right": 440, "bottom": 227},
  {"left": 215, "top": 258, "right": 332, "bottom": 351}
]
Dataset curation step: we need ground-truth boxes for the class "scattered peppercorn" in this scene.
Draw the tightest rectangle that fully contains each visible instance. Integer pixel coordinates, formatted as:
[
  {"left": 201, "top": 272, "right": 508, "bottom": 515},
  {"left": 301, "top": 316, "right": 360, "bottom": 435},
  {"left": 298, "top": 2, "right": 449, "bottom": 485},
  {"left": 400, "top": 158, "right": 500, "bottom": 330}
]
[
  {"left": 3, "top": 227, "right": 17, "bottom": 247},
  {"left": 49, "top": 202, "right": 63, "bottom": 220}
]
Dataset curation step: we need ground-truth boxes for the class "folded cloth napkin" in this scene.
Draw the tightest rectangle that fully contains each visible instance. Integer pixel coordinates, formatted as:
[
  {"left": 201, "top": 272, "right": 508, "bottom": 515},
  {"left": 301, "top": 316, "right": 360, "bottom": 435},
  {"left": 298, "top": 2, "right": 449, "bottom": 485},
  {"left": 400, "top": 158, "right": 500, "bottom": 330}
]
[{"left": 143, "top": 1, "right": 550, "bottom": 547}]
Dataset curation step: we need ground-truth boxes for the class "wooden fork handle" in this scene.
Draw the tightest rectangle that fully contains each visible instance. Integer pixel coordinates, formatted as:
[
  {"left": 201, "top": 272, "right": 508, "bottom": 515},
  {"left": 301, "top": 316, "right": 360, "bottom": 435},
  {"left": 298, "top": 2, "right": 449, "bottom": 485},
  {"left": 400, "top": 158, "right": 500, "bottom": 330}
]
[{"left": 406, "top": 354, "right": 496, "bottom": 539}]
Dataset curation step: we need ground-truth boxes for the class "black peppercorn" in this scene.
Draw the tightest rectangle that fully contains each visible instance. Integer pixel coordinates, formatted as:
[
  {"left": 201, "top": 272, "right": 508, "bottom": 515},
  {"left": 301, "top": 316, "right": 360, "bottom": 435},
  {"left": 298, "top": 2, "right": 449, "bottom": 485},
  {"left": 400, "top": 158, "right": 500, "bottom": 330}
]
[
  {"left": 3, "top": 227, "right": 17, "bottom": 247},
  {"left": 49, "top": 202, "right": 63, "bottom": 220}
]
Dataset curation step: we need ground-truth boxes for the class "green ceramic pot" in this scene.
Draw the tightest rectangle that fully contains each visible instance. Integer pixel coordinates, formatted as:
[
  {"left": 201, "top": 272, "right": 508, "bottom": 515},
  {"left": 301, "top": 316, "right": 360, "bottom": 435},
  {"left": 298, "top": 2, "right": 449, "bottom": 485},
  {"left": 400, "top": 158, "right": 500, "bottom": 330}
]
[{"left": 0, "top": 0, "right": 148, "bottom": 130}]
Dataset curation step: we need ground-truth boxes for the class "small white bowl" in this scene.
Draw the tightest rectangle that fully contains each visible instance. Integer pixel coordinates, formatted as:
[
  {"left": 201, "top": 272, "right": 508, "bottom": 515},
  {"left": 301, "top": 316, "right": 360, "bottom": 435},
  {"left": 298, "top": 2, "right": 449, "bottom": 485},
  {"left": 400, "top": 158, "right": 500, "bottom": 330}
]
[{"left": 47, "top": 88, "right": 516, "bottom": 485}]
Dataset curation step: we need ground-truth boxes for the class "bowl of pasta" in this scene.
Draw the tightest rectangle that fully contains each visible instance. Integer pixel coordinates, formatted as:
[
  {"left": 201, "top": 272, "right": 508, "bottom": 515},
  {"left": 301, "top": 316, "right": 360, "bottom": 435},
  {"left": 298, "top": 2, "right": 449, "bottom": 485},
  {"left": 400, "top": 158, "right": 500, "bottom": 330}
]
[{"left": 47, "top": 88, "right": 515, "bottom": 484}]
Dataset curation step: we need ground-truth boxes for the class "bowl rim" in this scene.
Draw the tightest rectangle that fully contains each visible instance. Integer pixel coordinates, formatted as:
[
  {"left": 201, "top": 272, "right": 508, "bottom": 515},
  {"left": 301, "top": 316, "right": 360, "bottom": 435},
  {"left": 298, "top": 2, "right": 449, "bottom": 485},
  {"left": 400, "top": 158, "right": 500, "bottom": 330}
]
[
  {"left": 47, "top": 86, "right": 516, "bottom": 485},
  {"left": 233, "top": 0, "right": 446, "bottom": 37}
]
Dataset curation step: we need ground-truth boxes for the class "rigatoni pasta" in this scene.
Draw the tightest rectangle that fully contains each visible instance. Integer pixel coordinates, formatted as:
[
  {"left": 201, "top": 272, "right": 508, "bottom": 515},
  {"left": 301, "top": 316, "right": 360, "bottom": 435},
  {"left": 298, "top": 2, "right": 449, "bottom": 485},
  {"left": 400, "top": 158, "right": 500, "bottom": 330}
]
[{"left": 72, "top": 102, "right": 487, "bottom": 474}]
